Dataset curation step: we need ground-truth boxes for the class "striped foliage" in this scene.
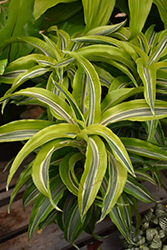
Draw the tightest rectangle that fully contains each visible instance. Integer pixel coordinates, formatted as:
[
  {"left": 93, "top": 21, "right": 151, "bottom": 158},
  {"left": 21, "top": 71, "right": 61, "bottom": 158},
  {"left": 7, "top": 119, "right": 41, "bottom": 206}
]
[{"left": 1, "top": 12, "right": 167, "bottom": 249}]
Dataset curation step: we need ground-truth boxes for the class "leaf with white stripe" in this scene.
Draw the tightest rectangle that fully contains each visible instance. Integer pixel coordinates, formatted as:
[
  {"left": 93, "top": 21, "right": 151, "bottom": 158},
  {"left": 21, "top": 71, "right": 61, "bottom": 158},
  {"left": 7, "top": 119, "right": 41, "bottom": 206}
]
[
  {"left": 52, "top": 79, "right": 85, "bottom": 125},
  {"left": 100, "top": 154, "right": 127, "bottom": 222},
  {"left": 143, "top": 120, "right": 159, "bottom": 141},
  {"left": 85, "top": 20, "right": 126, "bottom": 36},
  {"left": 78, "top": 44, "right": 137, "bottom": 77},
  {"left": 101, "top": 87, "right": 143, "bottom": 112},
  {"left": 94, "top": 65, "right": 114, "bottom": 88},
  {"left": 137, "top": 58, "right": 156, "bottom": 114},
  {"left": 32, "top": 139, "right": 68, "bottom": 201},
  {"left": 22, "top": 182, "right": 40, "bottom": 208},
  {"left": 38, "top": 209, "right": 57, "bottom": 232},
  {"left": 3, "top": 66, "right": 50, "bottom": 100},
  {"left": 28, "top": 175, "right": 65, "bottom": 240},
  {"left": 135, "top": 169, "right": 156, "bottom": 185},
  {"left": 84, "top": 125, "right": 134, "bottom": 176},
  {"left": 6, "top": 123, "right": 80, "bottom": 189},
  {"left": 64, "top": 201, "right": 91, "bottom": 248},
  {"left": 149, "top": 30, "right": 167, "bottom": 64},
  {"left": 121, "top": 137, "right": 167, "bottom": 161},
  {"left": 66, "top": 51, "right": 101, "bottom": 125},
  {"left": 1, "top": 87, "right": 75, "bottom": 123},
  {"left": 78, "top": 135, "right": 107, "bottom": 218},
  {"left": 0, "top": 120, "right": 54, "bottom": 142},
  {"left": 8, "top": 161, "right": 33, "bottom": 212},
  {"left": 101, "top": 99, "right": 167, "bottom": 126},
  {"left": 124, "top": 176, "right": 155, "bottom": 203},
  {"left": 60, "top": 152, "right": 79, "bottom": 196},
  {"left": 110, "top": 197, "right": 131, "bottom": 242},
  {"left": 0, "top": 36, "right": 57, "bottom": 58}
]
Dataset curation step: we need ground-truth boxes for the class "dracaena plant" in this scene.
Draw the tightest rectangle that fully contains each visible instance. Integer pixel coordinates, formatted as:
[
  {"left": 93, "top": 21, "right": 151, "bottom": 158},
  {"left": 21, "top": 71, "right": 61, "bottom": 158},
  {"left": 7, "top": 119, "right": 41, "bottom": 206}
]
[
  {"left": 1, "top": 24, "right": 167, "bottom": 248},
  {"left": 1, "top": 1, "right": 167, "bottom": 248}
]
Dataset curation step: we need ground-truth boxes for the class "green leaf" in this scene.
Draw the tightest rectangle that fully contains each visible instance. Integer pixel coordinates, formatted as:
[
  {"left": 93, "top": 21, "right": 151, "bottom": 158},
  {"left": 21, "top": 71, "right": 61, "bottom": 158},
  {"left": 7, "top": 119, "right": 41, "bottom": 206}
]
[
  {"left": 129, "top": 0, "right": 153, "bottom": 39},
  {"left": 5, "top": 66, "right": 50, "bottom": 97},
  {"left": 82, "top": 0, "right": 116, "bottom": 33},
  {"left": 38, "top": 209, "right": 57, "bottom": 232},
  {"left": 0, "top": 59, "right": 8, "bottom": 75},
  {"left": 101, "top": 99, "right": 167, "bottom": 126},
  {"left": 64, "top": 202, "right": 82, "bottom": 244},
  {"left": 0, "top": 0, "right": 34, "bottom": 61},
  {"left": 135, "top": 169, "right": 156, "bottom": 185},
  {"left": 78, "top": 135, "right": 107, "bottom": 218},
  {"left": 60, "top": 152, "right": 79, "bottom": 196},
  {"left": 85, "top": 20, "right": 126, "bottom": 36},
  {"left": 66, "top": 51, "right": 101, "bottom": 125},
  {"left": 100, "top": 154, "right": 127, "bottom": 222},
  {"left": 32, "top": 139, "right": 68, "bottom": 207},
  {"left": 8, "top": 161, "right": 33, "bottom": 212},
  {"left": 28, "top": 175, "right": 65, "bottom": 240},
  {"left": 1, "top": 87, "right": 75, "bottom": 123},
  {"left": 148, "top": 30, "right": 167, "bottom": 64},
  {"left": 137, "top": 58, "right": 156, "bottom": 114},
  {"left": 52, "top": 79, "right": 85, "bottom": 125},
  {"left": 0, "top": 36, "right": 57, "bottom": 59},
  {"left": 124, "top": 176, "right": 155, "bottom": 203},
  {"left": 84, "top": 124, "right": 134, "bottom": 176},
  {"left": 153, "top": 0, "right": 167, "bottom": 28},
  {"left": 22, "top": 182, "right": 40, "bottom": 208},
  {"left": 0, "top": 120, "right": 54, "bottom": 142},
  {"left": 144, "top": 120, "right": 159, "bottom": 141},
  {"left": 72, "top": 66, "right": 87, "bottom": 113},
  {"left": 121, "top": 137, "right": 167, "bottom": 161},
  {"left": 6, "top": 123, "right": 80, "bottom": 189},
  {"left": 33, "top": 0, "right": 78, "bottom": 20},
  {"left": 78, "top": 44, "right": 137, "bottom": 77},
  {"left": 101, "top": 87, "right": 143, "bottom": 112},
  {"left": 110, "top": 197, "right": 131, "bottom": 243}
]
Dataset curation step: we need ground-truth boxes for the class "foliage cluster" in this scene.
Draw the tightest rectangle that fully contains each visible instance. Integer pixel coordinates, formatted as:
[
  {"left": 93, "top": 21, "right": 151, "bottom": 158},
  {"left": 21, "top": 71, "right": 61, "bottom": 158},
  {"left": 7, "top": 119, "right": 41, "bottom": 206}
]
[{"left": 1, "top": 0, "right": 167, "bottom": 248}]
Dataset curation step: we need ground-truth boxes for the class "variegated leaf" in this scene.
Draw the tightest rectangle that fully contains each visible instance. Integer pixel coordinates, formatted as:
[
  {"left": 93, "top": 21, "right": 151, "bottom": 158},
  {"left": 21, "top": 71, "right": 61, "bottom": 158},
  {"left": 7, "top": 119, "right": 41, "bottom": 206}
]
[
  {"left": 52, "top": 79, "right": 85, "bottom": 125},
  {"left": 59, "top": 152, "right": 79, "bottom": 196},
  {"left": 121, "top": 137, "right": 167, "bottom": 161},
  {"left": 78, "top": 135, "right": 107, "bottom": 218},
  {"left": 0, "top": 87, "right": 75, "bottom": 123},
  {"left": 32, "top": 139, "right": 69, "bottom": 210},
  {"left": 110, "top": 197, "right": 131, "bottom": 242},
  {"left": 85, "top": 20, "right": 126, "bottom": 36},
  {"left": 0, "top": 120, "right": 54, "bottom": 142},
  {"left": 22, "top": 182, "right": 40, "bottom": 208},
  {"left": 124, "top": 176, "right": 155, "bottom": 203},
  {"left": 100, "top": 153, "right": 127, "bottom": 222},
  {"left": 66, "top": 51, "right": 101, "bottom": 125},
  {"left": 6, "top": 123, "right": 80, "bottom": 189},
  {"left": 28, "top": 175, "right": 65, "bottom": 240},
  {"left": 137, "top": 58, "right": 156, "bottom": 114},
  {"left": 101, "top": 87, "right": 143, "bottom": 112},
  {"left": 101, "top": 99, "right": 167, "bottom": 126},
  {"left": 8, "top": 161, "right": 33, "bottom": 212},
  {"left": 84, "top": 125, "right": 134, "bottom": 176}
]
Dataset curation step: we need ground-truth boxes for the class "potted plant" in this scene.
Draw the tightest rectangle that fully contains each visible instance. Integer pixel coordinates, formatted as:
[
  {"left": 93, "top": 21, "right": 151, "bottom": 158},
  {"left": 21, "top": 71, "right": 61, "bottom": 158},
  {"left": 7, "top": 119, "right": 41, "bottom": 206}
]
[{"left": 1, "top": 0, "right": 167, "bottom": 249}]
